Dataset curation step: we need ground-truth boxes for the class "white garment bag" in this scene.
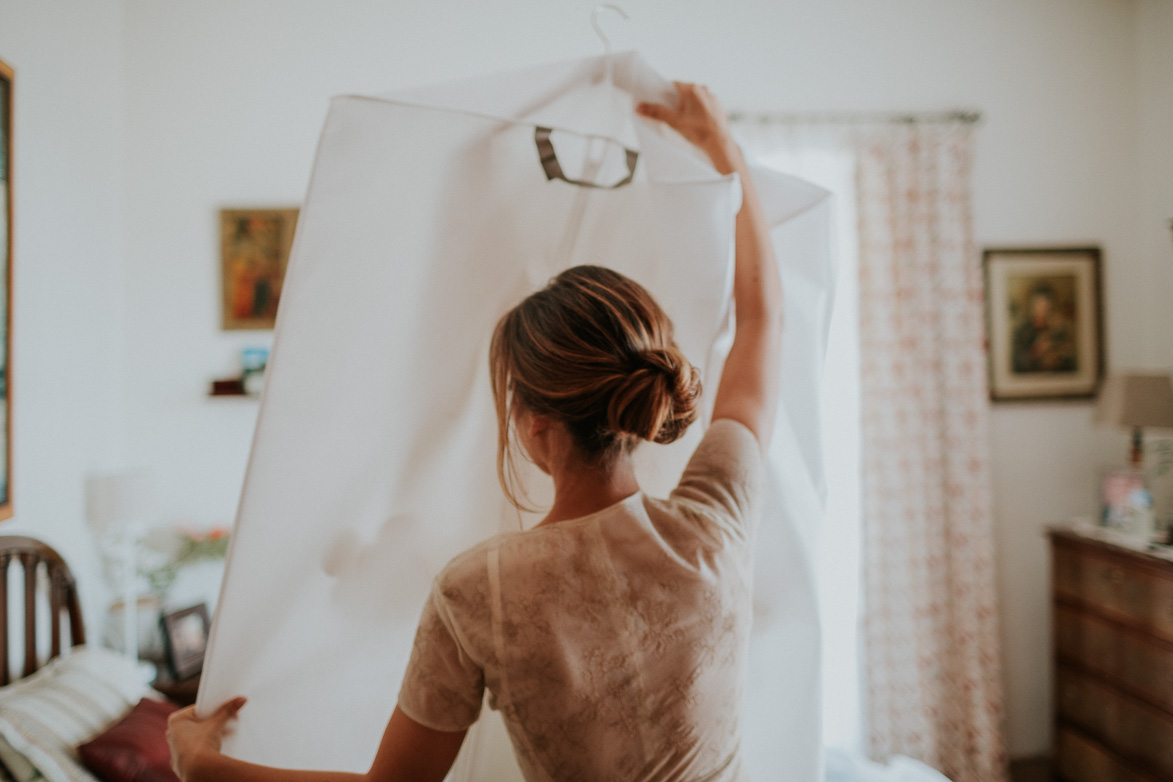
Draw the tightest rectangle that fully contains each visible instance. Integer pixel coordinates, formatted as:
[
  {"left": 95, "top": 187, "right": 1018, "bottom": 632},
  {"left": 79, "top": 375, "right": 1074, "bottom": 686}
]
[{"left": 199, "top": 52, "right": 834, "bottom": 782}]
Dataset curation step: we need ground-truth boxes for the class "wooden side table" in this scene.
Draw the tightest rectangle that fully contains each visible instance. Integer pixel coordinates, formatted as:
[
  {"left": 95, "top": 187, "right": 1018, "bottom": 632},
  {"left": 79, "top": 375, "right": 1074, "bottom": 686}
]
[{"left": 152, "top": 673, "right": 201, "bottom": 707}]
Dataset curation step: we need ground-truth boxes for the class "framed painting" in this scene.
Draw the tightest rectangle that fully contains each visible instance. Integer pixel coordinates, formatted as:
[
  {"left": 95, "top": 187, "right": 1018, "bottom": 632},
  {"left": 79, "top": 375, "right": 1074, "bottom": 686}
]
[
  {"left": 0, "top": 57, "right": 13, "bottom": 520},
  {"left": 220, "top": 208, "right": 298, "bottom": 330},
  {"left": 983, "top": 247, "right": 1104, "bottom": 402}
]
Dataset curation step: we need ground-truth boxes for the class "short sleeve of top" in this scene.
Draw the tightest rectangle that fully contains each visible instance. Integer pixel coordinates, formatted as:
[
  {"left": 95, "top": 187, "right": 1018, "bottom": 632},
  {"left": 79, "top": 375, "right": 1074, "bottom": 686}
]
[
  {"left": 396, "top": 417, "right": 764, "bottom": 734},
  {"left": 396, "top": 581, "right": 486, "bottom": 732},
  {"left": 669, "top": 417, "right": 765, "bottom": 544}
]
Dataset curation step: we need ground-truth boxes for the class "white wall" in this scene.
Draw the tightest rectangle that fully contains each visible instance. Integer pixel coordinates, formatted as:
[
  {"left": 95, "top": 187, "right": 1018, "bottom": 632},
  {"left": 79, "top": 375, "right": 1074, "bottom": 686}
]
[
  {"left": 0, "top": 0, "right": 127, "bottom": 628},
  {"left": 1138, "top": 0, "right": 1173, "bottom": 370},
  {"left": 5, "top": 0, "right": 1164, "bottom": 761}
]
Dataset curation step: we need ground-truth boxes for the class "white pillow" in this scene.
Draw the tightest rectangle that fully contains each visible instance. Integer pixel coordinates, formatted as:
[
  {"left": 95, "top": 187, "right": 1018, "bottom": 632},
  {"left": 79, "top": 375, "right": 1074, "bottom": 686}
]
[
  {"left": 0, "top": 647, "right": 149, "bottom": 782},
  {"left": 0, "top": 736, "right": 36, "bottom": 782}
]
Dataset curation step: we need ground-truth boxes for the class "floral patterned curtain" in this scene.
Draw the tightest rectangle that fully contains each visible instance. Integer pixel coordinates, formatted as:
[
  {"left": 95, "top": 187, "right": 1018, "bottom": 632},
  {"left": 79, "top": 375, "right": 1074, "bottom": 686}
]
[{"left": 856, "top": 122, "right": 1007, "bottom": 782}]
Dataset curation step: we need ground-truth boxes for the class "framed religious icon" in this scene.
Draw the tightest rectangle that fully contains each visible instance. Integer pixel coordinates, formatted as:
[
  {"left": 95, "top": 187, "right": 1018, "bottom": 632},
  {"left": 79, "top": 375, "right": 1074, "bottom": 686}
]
[
  {"left": 983, "top": 247, "right": 1104, "bottom": 402},
  {"left": 0, "top": 57, "right": 13, "bottom": 520},
  {"left": 220, "top": 208, "right": 299, "bottom": 330}
]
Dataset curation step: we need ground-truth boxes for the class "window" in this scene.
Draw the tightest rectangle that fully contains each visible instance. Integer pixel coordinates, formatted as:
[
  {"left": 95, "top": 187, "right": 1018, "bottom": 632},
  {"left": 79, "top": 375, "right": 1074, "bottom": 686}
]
[{"left": 742, "top": 131, "right": 864, "bottom": 754}]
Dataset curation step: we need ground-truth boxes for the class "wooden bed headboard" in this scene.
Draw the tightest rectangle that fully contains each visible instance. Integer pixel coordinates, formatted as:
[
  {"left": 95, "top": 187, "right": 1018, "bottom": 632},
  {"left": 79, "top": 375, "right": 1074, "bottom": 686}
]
[{"left": 0, "top": 536, "right": 86, "bottom": 685}]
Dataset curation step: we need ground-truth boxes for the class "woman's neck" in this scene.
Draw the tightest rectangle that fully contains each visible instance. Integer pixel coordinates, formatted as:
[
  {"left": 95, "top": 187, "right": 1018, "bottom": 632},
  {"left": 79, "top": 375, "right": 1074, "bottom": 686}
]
[{"left": 539, "top": 455, "right": 640, "bottom": 527}]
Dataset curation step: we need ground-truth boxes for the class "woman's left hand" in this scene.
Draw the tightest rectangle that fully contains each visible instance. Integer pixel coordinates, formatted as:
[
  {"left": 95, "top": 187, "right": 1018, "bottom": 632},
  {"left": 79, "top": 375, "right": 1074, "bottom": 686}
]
[{"left": 167, "top": 696, "right": 247, "bottom": 780}]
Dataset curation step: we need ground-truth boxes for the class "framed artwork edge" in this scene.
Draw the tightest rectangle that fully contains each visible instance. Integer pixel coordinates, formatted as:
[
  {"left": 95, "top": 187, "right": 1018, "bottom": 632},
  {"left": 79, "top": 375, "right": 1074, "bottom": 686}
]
[
  {"left": 982, "top": 246, "right": 1105, "bottom": 404},
  {"left": 219, "top": 206, "right": 299, "bottom": 332},
  {"left": 0, "top": 55, "right": 13, "bottom": 521}
]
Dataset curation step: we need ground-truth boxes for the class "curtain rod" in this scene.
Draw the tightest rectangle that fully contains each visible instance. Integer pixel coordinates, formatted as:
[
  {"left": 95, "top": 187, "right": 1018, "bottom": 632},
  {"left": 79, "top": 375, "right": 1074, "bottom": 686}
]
[{"left": 728, "top": 109, "right": 981, "bottom": 125}]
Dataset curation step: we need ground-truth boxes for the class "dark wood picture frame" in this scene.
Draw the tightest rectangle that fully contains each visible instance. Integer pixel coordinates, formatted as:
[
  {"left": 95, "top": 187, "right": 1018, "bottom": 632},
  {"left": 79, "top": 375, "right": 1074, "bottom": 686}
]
[
  {"left": 982, "top": 247, "right": 1105, "bottom": 402},
  {"left": 161, "top": 603, "right": 210, "bottom": 681},
  {"left": 220, "top": 207, "right": 298, "bottom": 330},
  {"left": 0, "top": 58, "right": 13, "bottom": 520}
]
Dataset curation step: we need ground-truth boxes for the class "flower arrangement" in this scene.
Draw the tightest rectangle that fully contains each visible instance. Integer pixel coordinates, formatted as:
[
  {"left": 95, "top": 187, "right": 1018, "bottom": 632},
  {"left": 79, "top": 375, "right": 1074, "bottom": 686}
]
[{"left": 141, "top": 526, "right": 231, "bottom": 599}]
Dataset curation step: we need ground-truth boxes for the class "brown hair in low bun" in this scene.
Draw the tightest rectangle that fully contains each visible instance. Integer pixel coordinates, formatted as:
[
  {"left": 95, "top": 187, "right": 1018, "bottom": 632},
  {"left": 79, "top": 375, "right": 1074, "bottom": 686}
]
[{"left": 490, "top": 265, "right": 702, "bottom": 508}]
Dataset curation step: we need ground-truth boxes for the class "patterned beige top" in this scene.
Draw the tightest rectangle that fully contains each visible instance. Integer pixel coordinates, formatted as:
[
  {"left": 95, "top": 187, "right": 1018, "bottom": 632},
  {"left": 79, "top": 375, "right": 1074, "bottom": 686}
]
[{"left": 397, "top": 419, "right": 763, "bottom": 782}]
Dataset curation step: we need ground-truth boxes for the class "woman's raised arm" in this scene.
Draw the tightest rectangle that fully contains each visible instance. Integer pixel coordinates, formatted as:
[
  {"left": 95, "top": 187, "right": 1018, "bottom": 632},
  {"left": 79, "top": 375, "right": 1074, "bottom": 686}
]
[{"left": 637, "top": 84, "right": 782, "bottom": 452}]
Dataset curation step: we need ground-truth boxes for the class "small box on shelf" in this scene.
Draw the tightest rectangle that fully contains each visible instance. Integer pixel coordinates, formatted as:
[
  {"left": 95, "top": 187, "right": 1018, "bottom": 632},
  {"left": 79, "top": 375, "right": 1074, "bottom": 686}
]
[{"left": 209, "top": 378, "right": 249, "bottom": 397}]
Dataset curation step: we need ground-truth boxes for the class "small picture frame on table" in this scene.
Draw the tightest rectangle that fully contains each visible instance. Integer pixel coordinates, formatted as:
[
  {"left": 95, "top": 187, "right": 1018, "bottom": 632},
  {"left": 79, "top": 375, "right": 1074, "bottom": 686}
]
[
  {"left": 983, "top": 247, "right": 1104, "bottom": 402},
  {"left": 161, "top": 604, "right": 210, "bottom": 681}
]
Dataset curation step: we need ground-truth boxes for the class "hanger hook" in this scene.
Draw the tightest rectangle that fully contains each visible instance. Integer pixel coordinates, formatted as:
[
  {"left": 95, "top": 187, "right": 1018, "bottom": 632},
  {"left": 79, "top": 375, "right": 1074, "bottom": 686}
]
[{"left": 591, "top": 4, "right": 629, "bottom": 55}]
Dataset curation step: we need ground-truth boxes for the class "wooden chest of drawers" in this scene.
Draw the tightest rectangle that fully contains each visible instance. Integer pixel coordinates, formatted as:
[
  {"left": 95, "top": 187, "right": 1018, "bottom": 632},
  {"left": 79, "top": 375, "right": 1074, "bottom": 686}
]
[{"left": 1050, "top": 527, "right": 1173, "bottom": 781}]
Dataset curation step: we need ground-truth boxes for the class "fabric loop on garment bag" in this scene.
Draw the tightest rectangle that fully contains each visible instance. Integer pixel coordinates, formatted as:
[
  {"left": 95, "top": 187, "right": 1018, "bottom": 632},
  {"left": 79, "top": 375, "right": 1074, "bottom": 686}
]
[{"left": 534, "top": 126, "right": 639, "bottom": 189}]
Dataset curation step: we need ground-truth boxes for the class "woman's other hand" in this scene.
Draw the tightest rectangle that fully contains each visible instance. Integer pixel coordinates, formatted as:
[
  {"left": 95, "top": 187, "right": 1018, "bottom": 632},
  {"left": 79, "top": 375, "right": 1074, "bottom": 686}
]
[
  {"left": 636, "top": 82, "right": 744, "bottom": 175},
  {"left": 167, "top": 696, "right": 247, "bottom": 780}
]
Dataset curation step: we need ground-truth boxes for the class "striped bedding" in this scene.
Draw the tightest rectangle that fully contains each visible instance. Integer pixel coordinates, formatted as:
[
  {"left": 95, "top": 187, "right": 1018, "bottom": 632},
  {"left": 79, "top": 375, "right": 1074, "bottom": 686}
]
[{"left": 0, "top": 647, "right": 149, "bottom": 782}]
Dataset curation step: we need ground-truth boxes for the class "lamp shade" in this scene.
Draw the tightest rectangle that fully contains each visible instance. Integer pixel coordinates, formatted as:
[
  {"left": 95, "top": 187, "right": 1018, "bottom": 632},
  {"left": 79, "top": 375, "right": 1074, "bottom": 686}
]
[
  {"left": 1094, "top": 373, "right": 1173, "bottom": 429},
  {"left": 84, "top": 473, "right": 153, "bottom": 535}
]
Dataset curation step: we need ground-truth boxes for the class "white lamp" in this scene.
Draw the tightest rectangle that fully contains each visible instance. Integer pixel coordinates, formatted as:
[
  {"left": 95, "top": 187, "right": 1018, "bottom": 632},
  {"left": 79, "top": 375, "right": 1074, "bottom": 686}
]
[
  {"left": 1094, "top": 373, "right": 1173, "bottom": 470},
  {"left": 85, "top": 473, "right": 153, "bottom": 662}
]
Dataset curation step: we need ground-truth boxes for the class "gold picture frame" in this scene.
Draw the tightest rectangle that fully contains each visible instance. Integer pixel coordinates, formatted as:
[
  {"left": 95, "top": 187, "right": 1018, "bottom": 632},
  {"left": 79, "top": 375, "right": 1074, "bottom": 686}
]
[
  {"left": 983, "top": 247, "right": 1104, "bottom": 402},
  {"left": 0, "top": 57, "right": 14, "bottom": 521},
  {"left": 220, "top": 207, "right": 299, "bottom": 330}
]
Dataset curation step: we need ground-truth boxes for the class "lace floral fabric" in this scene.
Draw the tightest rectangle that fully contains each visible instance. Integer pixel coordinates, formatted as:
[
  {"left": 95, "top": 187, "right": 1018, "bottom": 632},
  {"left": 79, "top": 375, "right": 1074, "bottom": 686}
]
[{"left": 398, "top": 419, "right": 763, "bottom": 782}]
